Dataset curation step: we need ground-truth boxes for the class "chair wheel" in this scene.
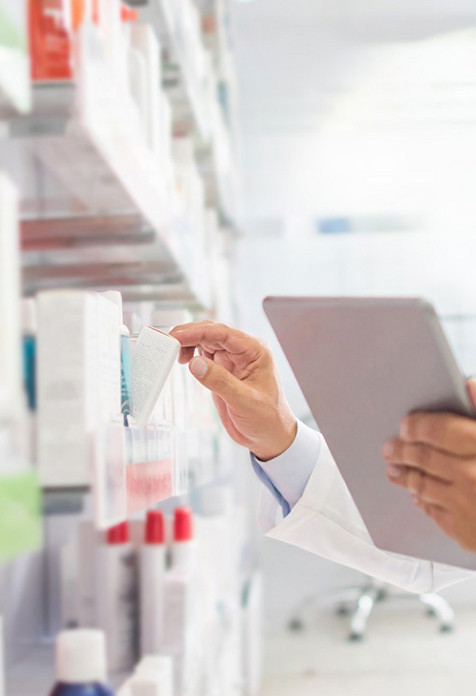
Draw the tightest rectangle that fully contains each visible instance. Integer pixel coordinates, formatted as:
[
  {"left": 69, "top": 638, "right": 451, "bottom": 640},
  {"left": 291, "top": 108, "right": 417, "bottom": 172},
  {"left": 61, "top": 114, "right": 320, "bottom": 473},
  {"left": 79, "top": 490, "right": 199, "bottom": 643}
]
[
  {"left": 348, "top": 632, "right": 363, "bottom": 642},
  {"left": 440, "top": 624, "right": 453, "bottom": 633},
  {"left": 288, "top": 619, "right": 304, "bottom": 632}
]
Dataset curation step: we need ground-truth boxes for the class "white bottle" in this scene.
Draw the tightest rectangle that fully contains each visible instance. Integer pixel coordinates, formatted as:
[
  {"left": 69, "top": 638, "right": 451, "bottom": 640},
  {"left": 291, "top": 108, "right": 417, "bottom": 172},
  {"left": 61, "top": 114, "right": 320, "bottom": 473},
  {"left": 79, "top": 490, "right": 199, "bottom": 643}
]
[
  {"left": 140, "top": 510, "right": 166, "bottom": 656},
  {"left": 96, "top": 521, "right": 138, "bottom": 673},
  {"left": 49, "top": 629, "right": 114, "bottom": 695},
  {"left": 163, "top": 508, "right": 197, "bottom": 696}
]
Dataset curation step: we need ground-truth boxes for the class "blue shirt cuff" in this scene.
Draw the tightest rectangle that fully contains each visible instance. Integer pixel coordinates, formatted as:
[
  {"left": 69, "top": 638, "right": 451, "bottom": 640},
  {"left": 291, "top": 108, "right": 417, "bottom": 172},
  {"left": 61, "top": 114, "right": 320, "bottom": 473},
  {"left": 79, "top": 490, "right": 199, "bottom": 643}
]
[{"left": 250, "top": 420, "right": 321, "bottom": 517}]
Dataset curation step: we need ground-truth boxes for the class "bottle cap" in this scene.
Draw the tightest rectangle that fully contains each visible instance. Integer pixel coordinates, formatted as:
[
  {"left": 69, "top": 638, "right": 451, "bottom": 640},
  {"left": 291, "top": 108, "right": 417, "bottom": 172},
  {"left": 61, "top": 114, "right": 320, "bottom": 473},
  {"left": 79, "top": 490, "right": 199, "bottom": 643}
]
[
  {"left": 173, "top": 507, "right": 193, "bottom": 542},
  {"left": 55, "top": 629, "right": 107, "bottom": 684},
  {"left": 107, "top": 521, "right": 129, "bottom": 544},
  {"left": 145, "top": 510, "right": 165, "bottom": 544},
  {"left": 121, "top": 4, "right": 138, "bottom": 22}
]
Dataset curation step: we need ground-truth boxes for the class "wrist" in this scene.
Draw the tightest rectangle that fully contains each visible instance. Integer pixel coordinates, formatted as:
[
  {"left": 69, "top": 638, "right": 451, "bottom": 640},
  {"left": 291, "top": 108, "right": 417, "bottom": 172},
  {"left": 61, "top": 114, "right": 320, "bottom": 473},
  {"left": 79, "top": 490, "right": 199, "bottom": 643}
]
[{"left": 252, "top": 418, "right": 297, "bottom": 462}]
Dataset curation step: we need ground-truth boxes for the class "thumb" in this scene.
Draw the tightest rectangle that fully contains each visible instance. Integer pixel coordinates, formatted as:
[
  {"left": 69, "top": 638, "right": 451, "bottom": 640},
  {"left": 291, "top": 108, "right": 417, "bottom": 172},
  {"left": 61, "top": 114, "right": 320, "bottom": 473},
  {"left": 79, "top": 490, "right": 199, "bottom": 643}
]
[
  {"left": 189, "top": 356, "right": 249, "bottom": 409},
  {"left": 467, "top": 378, "right": 476, "bottom": 412}
]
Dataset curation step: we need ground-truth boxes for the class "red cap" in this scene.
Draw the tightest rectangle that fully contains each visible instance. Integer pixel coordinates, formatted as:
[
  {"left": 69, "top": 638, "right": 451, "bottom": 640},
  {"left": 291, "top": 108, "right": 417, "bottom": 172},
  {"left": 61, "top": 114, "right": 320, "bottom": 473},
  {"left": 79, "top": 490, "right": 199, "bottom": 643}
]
[
  {"left": 174, "top": 507, "right": 193, "bottom": 542},
  {"left": 145, "top": 510, "right": 165, "bottom": 544},
  {"left": 107, "top": 521, "right": 129, "bottom": 544},
  {"left": 121, "top": 4, "right": 138, "bottom": 22}
]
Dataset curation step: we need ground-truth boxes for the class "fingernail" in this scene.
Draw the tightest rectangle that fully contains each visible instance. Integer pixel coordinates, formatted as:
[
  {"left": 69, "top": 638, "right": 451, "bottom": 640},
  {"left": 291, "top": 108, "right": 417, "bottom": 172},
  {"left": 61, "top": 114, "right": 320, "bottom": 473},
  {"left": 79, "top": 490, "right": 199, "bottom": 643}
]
[
  {"left": 190, "top": 356, "right": 208, "bottom": 378},
  {"left": 388, "top": 464, "right": 402, "bottom": 479},
  {"left": 382, "top": 441, "right": 394, "bottom": 458}
]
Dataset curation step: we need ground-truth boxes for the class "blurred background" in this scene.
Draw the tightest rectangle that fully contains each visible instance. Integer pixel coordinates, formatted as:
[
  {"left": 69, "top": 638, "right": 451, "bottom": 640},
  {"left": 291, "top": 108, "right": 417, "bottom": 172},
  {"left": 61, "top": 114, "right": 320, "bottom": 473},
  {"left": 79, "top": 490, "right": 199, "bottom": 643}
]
[
  {"left": 3, "top": 1, "right": 476, "bottom": 695},
  {"left": 230, "top": 1, "right": 476, "bottom": 694}
]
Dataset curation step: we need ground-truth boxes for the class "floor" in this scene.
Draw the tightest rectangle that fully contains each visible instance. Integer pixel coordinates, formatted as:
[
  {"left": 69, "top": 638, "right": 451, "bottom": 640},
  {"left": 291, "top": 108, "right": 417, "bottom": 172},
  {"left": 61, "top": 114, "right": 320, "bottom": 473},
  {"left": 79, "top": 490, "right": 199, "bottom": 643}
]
[{"left": 261, "top": 601, "right": 476, "bottom": 696}]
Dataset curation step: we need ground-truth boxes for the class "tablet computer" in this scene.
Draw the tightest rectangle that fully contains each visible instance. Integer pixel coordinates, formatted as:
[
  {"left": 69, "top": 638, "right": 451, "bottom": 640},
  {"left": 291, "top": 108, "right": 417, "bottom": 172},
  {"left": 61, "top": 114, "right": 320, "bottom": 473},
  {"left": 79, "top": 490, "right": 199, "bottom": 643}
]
[{"left": 263, "top": 296, "right": 476, "bottom": 569}]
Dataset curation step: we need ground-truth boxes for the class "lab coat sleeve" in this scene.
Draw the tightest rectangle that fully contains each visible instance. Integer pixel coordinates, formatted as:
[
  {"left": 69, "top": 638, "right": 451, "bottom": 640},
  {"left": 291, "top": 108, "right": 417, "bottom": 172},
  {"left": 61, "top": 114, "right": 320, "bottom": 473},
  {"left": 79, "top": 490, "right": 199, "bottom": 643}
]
[{"left": 256, "top": 423, "right": 475, "bottom": 594}]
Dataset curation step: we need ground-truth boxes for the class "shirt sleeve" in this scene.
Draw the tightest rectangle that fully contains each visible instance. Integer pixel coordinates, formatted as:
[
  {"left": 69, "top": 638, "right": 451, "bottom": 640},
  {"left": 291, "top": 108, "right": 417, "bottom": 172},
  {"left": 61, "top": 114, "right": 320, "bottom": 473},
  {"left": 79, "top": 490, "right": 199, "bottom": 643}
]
[{"left": 250, "top": 419, "right": 321, "bottom": 516}]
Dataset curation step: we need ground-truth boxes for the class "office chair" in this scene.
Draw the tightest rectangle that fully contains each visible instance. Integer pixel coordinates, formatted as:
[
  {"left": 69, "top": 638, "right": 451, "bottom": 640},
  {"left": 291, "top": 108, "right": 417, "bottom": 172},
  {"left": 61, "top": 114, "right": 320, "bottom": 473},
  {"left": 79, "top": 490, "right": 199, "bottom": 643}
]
[{"left": 287, "top": 577, "right": 455, "bottom": 641}]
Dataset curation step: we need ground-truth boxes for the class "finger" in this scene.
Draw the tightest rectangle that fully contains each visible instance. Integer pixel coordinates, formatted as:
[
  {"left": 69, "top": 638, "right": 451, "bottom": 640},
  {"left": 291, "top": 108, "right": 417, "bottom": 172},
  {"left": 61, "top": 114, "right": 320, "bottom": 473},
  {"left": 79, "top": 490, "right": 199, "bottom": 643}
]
[
  {"left": 198, "top": 347, "right": 214, "bottom": 361},
  {"left": 189, "top": 356, "right": 251, "bottom": 409},
  {"left": 423, "top": 504, "right": 455, "bottom": 540},
  {"left": 467, "top": 378, "right": 476, "bottom": 412},
  {"left": 386, "top": 465, "right": 451, "bottom": 506},
  {"left": 400, "top": 412, "right": 476, "bottom": 456},
  {"left": 382, "top": 439, "right": 453, "bottom": 481},
  {"left": 171, "top": 322, "right": 263, "bottom": 356},
  {"left": 178, "top": 346, "right": 196, "bottom": 364},
  {"left": 213, "top": 349, "right": 235, "bottom": 372}
]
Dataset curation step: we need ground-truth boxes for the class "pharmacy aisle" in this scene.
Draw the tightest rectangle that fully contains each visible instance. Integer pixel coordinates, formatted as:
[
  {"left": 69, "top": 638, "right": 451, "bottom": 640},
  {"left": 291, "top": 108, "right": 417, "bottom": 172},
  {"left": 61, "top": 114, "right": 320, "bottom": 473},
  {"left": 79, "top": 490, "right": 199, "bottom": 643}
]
[{"left": 0, "top": 1, "right": 260, "bottom": 695}]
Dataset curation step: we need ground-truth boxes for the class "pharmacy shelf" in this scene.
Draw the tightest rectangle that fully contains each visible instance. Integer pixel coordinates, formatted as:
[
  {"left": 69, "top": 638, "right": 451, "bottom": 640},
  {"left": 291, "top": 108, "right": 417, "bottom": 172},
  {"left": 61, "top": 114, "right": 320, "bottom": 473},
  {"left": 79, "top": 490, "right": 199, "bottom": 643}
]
[
  {"left": 7, "top": 74, "right": 169, "bottom": 230},
  {"left": 0, "top": 21, "right": 216, "bottom": 310},
  {"left": 138, "top": 0, "right": 210, "bottom": 142},
  {"left": 0, "top": 3, "right": 31, "bottom": 117}
]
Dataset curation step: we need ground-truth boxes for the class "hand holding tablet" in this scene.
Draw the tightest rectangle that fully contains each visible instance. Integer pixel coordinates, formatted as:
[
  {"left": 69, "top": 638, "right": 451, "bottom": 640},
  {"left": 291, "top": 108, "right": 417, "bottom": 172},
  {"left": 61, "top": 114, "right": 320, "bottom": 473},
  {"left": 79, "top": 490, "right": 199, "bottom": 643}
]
[
  {"left": 383, "top": 378, "right": 476, "bottom": 554},
  {"left": 263, "top": 296, "right": 476, "bottom": 568}
]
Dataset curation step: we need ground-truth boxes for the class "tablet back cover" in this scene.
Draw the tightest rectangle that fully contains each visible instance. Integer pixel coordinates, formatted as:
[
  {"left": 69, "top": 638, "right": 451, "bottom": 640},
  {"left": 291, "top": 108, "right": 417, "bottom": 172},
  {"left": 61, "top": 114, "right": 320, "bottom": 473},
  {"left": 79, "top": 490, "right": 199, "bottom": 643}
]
[{"left": 264, "top": 296, "right": 476, "bottom": 570}]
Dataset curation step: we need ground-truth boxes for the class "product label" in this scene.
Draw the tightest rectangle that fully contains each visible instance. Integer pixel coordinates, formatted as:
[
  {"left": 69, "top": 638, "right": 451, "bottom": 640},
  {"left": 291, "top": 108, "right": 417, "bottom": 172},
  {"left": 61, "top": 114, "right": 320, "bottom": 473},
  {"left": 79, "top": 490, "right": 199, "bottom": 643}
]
[{"left": 0, "top": 471, "right": 41, "bottom": 560}]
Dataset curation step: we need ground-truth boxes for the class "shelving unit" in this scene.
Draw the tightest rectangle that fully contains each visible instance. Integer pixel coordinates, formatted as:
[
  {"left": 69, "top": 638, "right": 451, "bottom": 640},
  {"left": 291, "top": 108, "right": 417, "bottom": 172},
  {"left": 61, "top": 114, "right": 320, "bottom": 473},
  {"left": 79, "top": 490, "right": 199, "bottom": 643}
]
[{"left": 0, "top": 1, "right": 250, "bottom": 694}]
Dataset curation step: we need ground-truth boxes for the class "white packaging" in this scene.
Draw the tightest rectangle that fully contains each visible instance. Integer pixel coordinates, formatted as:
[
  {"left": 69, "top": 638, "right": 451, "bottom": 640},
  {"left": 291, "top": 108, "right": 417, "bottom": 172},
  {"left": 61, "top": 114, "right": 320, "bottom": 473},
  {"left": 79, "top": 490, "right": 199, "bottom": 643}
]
[
  {"left": 159, "top": 90, "right": 173, "bottom": 182},
  {"left": 131, "top": 326, "right": 180, "bottom": 428},
  {"left": 0, "top": 174, "right": 22, "bottom": 429},
  {"left": 130, "top": 24, "right": 162, "bottom": 157},
  {"left": 129, "top": 47, "right": 149, "bottom": 141},
  {"left": 37, "top": 290, "right": 121, "bottom": 486},
  {"left": 96, "top": 523, "right": 138, "bottom": 673}
]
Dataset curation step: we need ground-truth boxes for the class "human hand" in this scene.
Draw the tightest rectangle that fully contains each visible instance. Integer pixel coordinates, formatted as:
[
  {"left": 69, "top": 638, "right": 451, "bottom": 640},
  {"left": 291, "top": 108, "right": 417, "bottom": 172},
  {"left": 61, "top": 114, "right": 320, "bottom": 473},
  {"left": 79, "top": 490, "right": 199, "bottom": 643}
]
[
  {"left": 169, "top": 321, "right": 297, "bottom": 461},
  {"left": 382, "top": 379, "right": 476, "bottom": 552}
]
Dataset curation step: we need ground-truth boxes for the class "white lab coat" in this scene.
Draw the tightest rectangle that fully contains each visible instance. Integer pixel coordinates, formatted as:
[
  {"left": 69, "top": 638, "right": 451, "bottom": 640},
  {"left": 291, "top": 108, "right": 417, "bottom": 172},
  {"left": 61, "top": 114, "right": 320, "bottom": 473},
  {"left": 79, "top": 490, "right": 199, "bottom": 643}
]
[{"left": 258, "top": 434, "right": 474, "bottom": 593}]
